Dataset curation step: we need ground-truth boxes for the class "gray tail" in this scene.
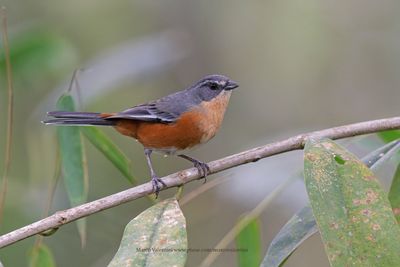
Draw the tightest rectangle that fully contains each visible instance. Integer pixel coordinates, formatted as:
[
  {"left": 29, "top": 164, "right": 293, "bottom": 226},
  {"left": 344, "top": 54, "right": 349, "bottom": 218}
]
[{"left": 43, "top": 111, "right": 116, "bottom": 126}]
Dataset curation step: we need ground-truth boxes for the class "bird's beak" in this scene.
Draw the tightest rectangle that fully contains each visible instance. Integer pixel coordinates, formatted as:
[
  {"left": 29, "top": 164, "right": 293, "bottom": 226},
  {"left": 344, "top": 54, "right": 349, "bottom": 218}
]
[{"left": 225, "top": 80, "right": 239, "bottom": 90}]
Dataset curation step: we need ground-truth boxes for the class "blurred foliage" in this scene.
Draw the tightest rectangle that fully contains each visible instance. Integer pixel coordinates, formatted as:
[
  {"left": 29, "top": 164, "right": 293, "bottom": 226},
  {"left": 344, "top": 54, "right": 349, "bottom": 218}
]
[
  {"left": 0, "top": 30, "right": 77, "bottom": 84},
  {"left": 29, "top": 244, "right": 56, "bottom": 267},
  {"left": 81, "top": 127, "right": 136, "bottom": 185},
  {"left": 378, "top": 130, "right": 400, "bottom": 143},
  {"left": 235, "top": 218, "right": 261, "bottom": 267}
]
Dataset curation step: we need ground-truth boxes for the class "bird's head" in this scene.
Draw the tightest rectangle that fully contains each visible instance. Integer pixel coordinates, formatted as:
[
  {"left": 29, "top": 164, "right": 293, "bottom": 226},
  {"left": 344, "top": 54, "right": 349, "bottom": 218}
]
[{"left": 191, "top": 74, "right": 239, "bottom": 102}]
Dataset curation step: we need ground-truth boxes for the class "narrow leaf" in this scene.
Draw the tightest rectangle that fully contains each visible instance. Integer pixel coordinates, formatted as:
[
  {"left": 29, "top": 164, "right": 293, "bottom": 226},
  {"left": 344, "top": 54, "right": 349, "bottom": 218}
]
[
  {"left": 29, "top": 244, "right": 56, "bottom": 267},
  {"left": 304, "top": 138, "right": 400, "bottom": 266},
  {"left": 76, "top": 219, "right": 86, "bottom": 248},
  {"left": 235, "top": 218, "right": 261, "bottom": 267},
  {"left": 377, "top": 130, "right": 400, "bottom": 143},
  {"left": 262, "top": 139, "right": 400, "bottom": 267},
  {"left": 56, "top": 94, "right": 88, "bottom": 246},
  {"left": 261, "top": 205, "right": 316, "bottom": 267},
  {"left": 81, "top": 127, "right": 136, "bottom": 184},
  {"left": 389, "top": 163, "right": 400, "bottom": 223},
  {"left": 108, "top": 198, "right": 187, "bottom": 267},
  {"left": 361, "top": 140, "right": 400, "bottom": 170}
]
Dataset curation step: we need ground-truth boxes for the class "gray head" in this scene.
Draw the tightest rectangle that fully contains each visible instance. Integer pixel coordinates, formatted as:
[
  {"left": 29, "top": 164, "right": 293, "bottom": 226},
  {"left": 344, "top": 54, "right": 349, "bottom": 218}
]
[{"left": 190, "top": 74, "right": 239, "bottom": 102}]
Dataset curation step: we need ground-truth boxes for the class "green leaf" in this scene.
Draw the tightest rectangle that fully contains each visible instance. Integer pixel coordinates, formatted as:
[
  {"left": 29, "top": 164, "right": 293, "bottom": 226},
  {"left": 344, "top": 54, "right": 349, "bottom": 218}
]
[
  {"left": 56, "top": 94, "right": 88, "bottom": 206},
  {"left": 81, "top": 127, "right": 136, "bottom": 184},
  {"left": 235, "top": 217, "right": 261, "bottom": 267},
  {"left": 304, "top": 138, "right": 400, "bottom": 267},
  {"left": 261, "top": 205, "right": 317, "bottom": 267},
  {"left": 262, "top": 139, "right": 400, "bottom": 267},
  {"left": 29, "top": 244, "right": 56, "bottom": 267},
  {"left": 389, "top": 163, "right": 400, "bottom": 223},
  {"left": 377, "top": 130, "right": 400, "bottom": 143},
  {"left": 108, "top": 198, "right": 187, "bottom": 267},
  {"left": 56, "top": 94, "right": 88, "bottom": 246}
]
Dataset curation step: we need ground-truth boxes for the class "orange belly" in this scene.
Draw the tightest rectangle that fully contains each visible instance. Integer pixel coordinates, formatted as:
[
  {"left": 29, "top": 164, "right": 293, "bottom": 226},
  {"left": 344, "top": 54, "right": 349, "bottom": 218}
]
[
  {"left": 113, "top": 91, "right": 231, "bottom": 152},
  {"left": 114, "top": 110, "right": 204, "bottom": 151}
]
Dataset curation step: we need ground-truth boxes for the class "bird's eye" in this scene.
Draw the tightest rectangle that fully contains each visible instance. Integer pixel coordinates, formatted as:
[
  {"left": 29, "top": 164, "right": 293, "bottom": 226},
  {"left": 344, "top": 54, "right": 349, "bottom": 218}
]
[{"left": 209, "top": 82, "right": 219, "bottom": 90}]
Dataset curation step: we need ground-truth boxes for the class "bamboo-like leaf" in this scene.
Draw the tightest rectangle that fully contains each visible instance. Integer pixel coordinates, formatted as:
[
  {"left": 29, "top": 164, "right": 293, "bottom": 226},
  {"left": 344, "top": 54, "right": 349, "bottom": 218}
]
[
  {"left": 56, "top": 94, "right": 88, "bottom": 246},
  {"left": 108, "top": 198, "right": 187, "bottom": 267},
  {"left": 389, "top": 163, "right": 400, "bottom": 223},
  {"left": 304, "top": 138, "right": 400, "bottom": 266},
  {"left": 81, "top": 127, "right": 136, "bottom": 184},
  {"left": 261, "top": 205, "right": 316, "bottom": 267},
  {"left": 262, "top": 139, "right": 400, "bottom": 267},
  {"left": 235, "top": 218, "right": 261, "bottom": 267},
  {"left": 362, "top": 140, "right": 400, "bottom": 170},
  {"left": 29, "top": 244, "right": 56, "bottom": 267}
]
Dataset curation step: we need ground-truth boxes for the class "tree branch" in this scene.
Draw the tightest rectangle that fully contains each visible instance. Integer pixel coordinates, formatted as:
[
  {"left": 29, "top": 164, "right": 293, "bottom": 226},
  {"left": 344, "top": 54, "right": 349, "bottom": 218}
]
[{"left": 0, "top": 116, "right": 399, "bottom": 248}]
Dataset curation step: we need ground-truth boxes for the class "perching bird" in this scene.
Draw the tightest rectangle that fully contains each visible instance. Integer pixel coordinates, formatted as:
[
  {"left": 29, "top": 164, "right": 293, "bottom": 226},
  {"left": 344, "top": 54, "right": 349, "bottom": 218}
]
[{"left": 44, "top": 74, "right": 238, "bottom": 196}]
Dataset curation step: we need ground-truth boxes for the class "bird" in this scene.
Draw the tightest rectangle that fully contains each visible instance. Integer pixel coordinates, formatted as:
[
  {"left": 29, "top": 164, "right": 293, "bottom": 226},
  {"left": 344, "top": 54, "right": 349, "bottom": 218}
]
[{"left": 44, "top": 74, "right": 238, "bottom": 196}]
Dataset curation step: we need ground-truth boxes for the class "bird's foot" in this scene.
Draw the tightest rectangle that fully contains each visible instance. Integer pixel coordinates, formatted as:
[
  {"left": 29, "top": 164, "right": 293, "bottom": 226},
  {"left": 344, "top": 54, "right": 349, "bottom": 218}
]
[
  {"left": 192, "top": 160, "right": 211, "bottom": 183},
  {"left": 178, "top": 154, "right": 211, "bottom": 183},
  {"left": 151, "top": 175, "right": 166, "bottom": 198}
]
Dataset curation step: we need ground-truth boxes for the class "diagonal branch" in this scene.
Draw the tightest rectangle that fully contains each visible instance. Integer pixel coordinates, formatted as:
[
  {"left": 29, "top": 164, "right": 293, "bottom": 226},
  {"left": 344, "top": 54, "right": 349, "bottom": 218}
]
[{"left": 0, "top": 116, "right": 399, "bottom": 248}]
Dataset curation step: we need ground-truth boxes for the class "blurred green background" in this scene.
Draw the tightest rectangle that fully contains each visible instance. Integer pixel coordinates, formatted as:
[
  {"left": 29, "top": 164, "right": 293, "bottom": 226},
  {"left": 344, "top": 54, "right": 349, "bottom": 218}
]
[{"left": 0, "top": 0, "right": 399, "bottom": 266}]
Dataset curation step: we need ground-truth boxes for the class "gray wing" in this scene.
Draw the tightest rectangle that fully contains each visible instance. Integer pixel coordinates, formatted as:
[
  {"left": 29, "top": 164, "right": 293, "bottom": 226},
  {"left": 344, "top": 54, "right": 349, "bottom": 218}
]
[
  {"left": 106, "top": 90, "right": 198, "bottom": 123},
  {"left": 107, "top": 103, "right": 178, "bottom": 123}
]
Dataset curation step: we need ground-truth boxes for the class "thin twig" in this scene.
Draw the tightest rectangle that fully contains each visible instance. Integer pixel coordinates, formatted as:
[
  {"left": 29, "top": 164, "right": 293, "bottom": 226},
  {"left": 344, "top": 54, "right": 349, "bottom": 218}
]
[
  {"left": 0, "top": 6, "right": 14, "bottom": 225},
  {"left": 0, "top": 117, "right": 399, "bottom": 248}
]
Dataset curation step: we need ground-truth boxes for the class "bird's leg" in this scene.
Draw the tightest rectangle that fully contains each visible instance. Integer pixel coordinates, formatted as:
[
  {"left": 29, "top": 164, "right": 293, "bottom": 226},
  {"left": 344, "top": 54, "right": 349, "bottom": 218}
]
[
  {"left": 178, "top": 154, "right": 210, "bottom": 183},
  {"left": 144, "top": 148, "right": 166, "bottom": 197}
]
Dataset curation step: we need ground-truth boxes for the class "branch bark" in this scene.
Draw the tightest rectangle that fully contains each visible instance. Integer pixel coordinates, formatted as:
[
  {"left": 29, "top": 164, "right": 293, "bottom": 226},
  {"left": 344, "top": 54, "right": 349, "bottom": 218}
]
[{"left": 0, "top": 116, "right": 399, "bottom": 248}]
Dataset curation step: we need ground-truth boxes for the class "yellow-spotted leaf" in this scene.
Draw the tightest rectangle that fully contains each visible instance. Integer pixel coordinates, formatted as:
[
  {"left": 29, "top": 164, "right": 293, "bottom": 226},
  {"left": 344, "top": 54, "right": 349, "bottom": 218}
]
[
  {"left": 263, "top": 139, "right": 400, "bottom": 267},
  {"left": 304, "top": 138, "right": 400, "bottom": 267},
  {"left": 389, "top": 163, "right": 400, "bottom": 223},
  {"left": 108, "top": 198, "right": 187, "bottom": 267}
]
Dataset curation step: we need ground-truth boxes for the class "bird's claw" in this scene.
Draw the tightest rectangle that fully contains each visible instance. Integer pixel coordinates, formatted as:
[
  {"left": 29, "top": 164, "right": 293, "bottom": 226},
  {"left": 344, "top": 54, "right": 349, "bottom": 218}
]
[
  {"left": 151, "top": 176, "right": 166, "bottom": 198},
  {"left": 193, "top": 161, "right": 210, "bottom": 183}
]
